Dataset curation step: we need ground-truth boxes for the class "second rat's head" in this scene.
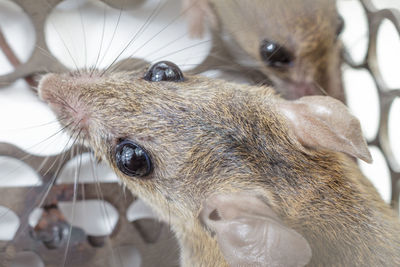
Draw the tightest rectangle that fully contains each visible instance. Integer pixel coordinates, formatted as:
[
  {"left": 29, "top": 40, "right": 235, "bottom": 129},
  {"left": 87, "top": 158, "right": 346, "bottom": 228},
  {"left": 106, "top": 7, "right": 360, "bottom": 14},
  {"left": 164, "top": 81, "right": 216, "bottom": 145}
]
[{"left": 188, "top": 0, "right": 345, "bottom": 101}]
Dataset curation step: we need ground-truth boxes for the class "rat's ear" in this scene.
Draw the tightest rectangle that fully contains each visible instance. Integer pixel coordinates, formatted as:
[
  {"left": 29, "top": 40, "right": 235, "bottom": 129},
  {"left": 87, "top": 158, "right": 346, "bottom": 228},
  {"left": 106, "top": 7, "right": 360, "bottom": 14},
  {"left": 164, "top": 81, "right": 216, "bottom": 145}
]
[
  {"left": 200, "top": 193, "right": 312, "bottom": 267},
  {"left": 277, "top": 96, "right": 372, "bottom": 163},
  {"left": 183, "top": 0, "right": 216, "bottom": 38}
]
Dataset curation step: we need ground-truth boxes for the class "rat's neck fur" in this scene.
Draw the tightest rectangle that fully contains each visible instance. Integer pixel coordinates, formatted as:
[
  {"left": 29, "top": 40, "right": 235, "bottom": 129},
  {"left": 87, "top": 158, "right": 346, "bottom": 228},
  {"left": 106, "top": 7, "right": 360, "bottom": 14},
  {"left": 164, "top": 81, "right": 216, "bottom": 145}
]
[
  {"left": 169, "top": 152, "right": 400, "bottom": 267},
  {"left": 286, "top": 154, "right": 400, "bottom": 266}
]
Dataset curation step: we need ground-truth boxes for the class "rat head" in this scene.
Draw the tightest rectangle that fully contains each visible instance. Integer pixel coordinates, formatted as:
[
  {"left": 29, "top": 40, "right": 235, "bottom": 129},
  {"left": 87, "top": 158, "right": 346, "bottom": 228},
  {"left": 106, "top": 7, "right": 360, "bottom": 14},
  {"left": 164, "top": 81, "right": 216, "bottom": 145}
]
[
  {"left": 38, "top": 60, "right": 371, "bottom": 222},
  {"left": 187, "top": 0, "right": 345, "bottom": 101},
  {"left": 38, "top": 61, "right": 371, "bottom": 265},
  {"left": 38, "top": 62, "right": 271, "bottom": 222}
]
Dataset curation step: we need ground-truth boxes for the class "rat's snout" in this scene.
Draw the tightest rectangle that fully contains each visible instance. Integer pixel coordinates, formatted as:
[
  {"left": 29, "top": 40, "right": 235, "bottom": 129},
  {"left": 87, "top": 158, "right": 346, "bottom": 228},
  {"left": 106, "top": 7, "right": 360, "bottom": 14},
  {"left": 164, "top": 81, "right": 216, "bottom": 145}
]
[
  {"left": 38, "top": 73, "right": 95, "bottom": 135},
  {"left": 38, "top": 73, "right": 61, "bottom": 104},
  {"left": 38, "top": 73, "right": 73, "bottom": 111}
]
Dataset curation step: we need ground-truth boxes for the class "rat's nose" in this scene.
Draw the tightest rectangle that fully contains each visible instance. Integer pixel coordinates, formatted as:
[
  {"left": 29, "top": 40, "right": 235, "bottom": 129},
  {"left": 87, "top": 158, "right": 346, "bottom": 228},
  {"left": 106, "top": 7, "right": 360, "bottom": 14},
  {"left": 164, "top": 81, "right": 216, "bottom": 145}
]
[
  {"left": 38, "top": 72, "right": 94, "bottom": 139},
  {"left": 38, "top": 73, "right": 73, "bottom": 111}
]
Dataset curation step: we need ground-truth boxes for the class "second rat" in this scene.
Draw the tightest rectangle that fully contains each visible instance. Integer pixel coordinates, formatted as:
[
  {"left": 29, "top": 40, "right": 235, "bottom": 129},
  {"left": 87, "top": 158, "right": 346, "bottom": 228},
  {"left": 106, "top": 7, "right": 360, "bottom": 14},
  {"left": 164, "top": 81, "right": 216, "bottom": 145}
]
[{"left": 185, "top": 0, "right": 345, "bottom": 101}]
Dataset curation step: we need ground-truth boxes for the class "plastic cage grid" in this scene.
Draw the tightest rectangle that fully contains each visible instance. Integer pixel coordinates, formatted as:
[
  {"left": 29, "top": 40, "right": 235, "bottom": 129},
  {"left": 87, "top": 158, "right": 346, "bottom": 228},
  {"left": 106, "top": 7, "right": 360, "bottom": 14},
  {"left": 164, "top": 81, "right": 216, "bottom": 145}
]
[{"left": 0, "top": 0, "right": 399, "bottom": 266}]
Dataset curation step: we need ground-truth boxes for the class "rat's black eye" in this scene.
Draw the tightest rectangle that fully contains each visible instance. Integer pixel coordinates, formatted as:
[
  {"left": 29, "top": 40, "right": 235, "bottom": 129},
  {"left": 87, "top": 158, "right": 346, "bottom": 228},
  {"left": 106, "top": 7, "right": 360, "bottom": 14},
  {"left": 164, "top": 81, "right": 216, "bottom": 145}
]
[
  {"left": 143, "top": 61, "right": 184, "bottom": 82},
  {"left": 115, "top": 140, "right": 152, "bottom": 178},
  {"left": 259, "top": 40, "right": 294, "bottom": 68}
]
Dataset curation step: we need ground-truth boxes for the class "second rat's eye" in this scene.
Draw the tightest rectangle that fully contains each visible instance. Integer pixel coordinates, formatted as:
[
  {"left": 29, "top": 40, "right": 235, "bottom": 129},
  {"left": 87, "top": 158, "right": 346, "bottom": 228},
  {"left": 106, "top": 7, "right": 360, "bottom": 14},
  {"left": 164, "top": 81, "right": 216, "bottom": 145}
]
[
  {"left": 115, "top": 140, "right": 152, "bottom": 178},
  {"left": 143, "top": 61, "right": 184, "bottom": 82},
  {"left": 259, "top": 39, "right": 294, "bottom": 68}
]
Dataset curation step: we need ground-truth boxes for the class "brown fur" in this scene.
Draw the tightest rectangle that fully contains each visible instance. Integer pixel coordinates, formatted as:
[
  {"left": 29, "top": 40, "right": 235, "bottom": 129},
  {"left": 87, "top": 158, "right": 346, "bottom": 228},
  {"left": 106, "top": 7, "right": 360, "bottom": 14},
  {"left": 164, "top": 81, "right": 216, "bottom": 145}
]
[
  {"left": 188, "top": 0, "right": 345, "bottom": 101},
  {"left": 39, "top": 70, "right": 400, "bottom": 266}
]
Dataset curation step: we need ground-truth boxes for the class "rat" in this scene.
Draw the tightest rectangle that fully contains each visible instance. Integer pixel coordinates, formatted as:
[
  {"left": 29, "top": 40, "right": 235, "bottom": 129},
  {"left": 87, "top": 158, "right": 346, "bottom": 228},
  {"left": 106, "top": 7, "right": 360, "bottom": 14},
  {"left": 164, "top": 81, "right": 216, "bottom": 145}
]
[
  {"left": 37, "top": 61, "right": 400, "bottom": 266},
  {"left": 184, "top": 0, "right": 346, "bottom": 102}
]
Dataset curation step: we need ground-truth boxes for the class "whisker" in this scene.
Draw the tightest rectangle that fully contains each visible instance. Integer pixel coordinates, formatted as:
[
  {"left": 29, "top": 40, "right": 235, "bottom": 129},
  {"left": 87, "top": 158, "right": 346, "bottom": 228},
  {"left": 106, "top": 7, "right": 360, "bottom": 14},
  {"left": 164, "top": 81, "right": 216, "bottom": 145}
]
[
  {"left": 91, "top": 6, "right": 108, "bottom": 76},
  {"left": 119, "top": 39, "right": 216, "bottom": 74},
  {"left": 35, "top": 44, "right": 58, "bottom": 62},
  {"left": 46, "top": 12, "right": 80, "bottom": 73},
  {"left": 0, "top": 120, "right": 72, "bottom": 182},
  {"left": 137, "top": 32, "right": 189, "bottom": 64},
  {"left": 78, "top": 3, "right": 88, "bottom": 71},
  {"left": 135, "top": 39, "right": 212, "bottom": 70},
  {"left": 52, "top": 93, "right": 78, "bottom": 113},
  {"left": 89, "top": 152, "right": 121, "bottom": 266},
  {"left": 97, "top": 1, "right": 125, "bottom": 69},
  {"left": 0, "top": 137, "right": 63, "bottom": 184},
  {"left": 100, "top": 0, "right": 165, "bottom": 76},
  {"left": 109, "top": 0, "right": 204, "bottom": 74},
  {"left": 37, "top": 122, "right": 83, "bottom": 208},
  {"left": 21, "top": 119, "right": 75, "bottom": 154},
  {"left": 0, "top": 125, "right": 79, "bottom": 213},
  {"left": 312, "top": 80, "right": 329, "bottom": 96},
  {"left": 1, "top": 123, "right": 81, "bottom": 246},
  {"left": 62, "top": 136, "right": 82, "bottom": 267},
  {"left": 1, "top": 118, "right": 62, "bottom": 132}
]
